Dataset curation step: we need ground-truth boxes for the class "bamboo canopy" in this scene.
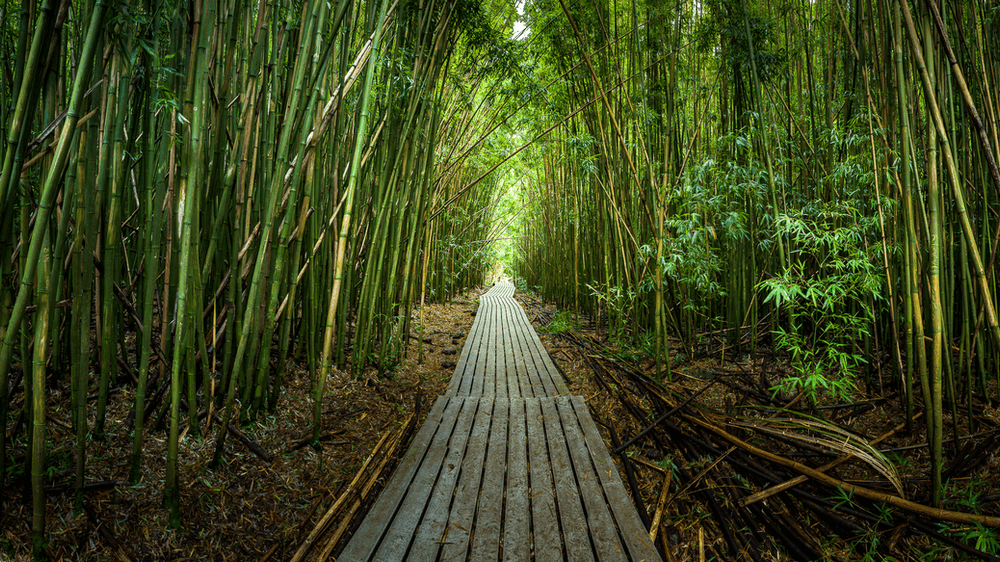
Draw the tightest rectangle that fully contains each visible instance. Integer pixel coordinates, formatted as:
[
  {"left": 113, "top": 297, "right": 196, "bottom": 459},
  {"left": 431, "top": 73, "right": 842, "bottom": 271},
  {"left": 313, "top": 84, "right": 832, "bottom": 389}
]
[{"left": 4, "top": 0, "right": 1000, "bottom": 558}]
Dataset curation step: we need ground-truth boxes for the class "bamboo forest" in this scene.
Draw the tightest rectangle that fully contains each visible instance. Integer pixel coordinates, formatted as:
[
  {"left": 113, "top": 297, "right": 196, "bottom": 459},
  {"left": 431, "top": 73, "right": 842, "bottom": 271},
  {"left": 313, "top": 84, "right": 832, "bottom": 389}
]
[{"left": 4, "top": 0, "right": 1000, "bottom": 559}]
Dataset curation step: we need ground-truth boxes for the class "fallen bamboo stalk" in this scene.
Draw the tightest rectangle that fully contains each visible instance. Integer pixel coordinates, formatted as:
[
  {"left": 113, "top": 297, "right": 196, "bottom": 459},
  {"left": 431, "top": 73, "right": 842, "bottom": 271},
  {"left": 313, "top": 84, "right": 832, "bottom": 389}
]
[
  {"left": 613, "top": 377, "right": 718, "bottom": 454},
  {"left": 286, "top": 430, "right": 347, "bottom": 453},
  {"left": 666, "top": 447, "right": 735, "bottom": 513},
  {"left": 314, "top": 433, "right": 404, "bottom": 562},
  {"left": 686, "top": 413, "right": 1000, "bottom": 526},
  {"left": 741, "top": 412, "right": 922, "bottom": 507},
  {"left": 214, "top": 410, "right": 273, "bottom": 463},
  {"left": 84, "top": 502, "right": 133, "bottom": 562},
  {"left": 256, "top": 543, "right": 279, "bottom": 562},
  {"left": 649, "top": 468, "right": 672, "bottom": 543},
  {"left": 630, "top": 456, "right": 667, "bottom": 474},
  {"left": 290, "top": 413, "right": 412, "bottom": 562}
]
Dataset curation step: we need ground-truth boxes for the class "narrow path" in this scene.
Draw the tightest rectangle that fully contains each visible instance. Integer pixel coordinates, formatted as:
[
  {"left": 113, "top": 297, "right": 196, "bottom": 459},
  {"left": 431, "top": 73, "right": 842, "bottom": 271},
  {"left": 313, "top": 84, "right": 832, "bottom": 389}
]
[{"left": 340, "top": 283, "right": 662, "bottom": 561}]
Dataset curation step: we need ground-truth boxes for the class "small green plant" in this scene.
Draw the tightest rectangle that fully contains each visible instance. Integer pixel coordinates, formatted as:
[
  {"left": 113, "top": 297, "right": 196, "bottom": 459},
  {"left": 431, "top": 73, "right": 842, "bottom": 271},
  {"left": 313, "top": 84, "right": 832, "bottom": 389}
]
[
  {"left": 961, "top": 522, "right": 1000, "bottom": 555},
  {"left": 760, "top": 202, "right": 884, "bottom": 407},
  {"left": 587, "top": 283, "right": 636, "bottom": 346},
  {"left": 886, "top": 452, "right": 911, "bottom": 469},
  {"left": 955, "top": 477, "right": 988, "bottom": 513},
  {"left": 538, "top": 311, "right": 580, "bottom": 334},
  {"left": 829, "top": 487, "right": 855, "bottom": 511},
  {"left": 840, "top": 500, "right": 898, "bottom": 562}
]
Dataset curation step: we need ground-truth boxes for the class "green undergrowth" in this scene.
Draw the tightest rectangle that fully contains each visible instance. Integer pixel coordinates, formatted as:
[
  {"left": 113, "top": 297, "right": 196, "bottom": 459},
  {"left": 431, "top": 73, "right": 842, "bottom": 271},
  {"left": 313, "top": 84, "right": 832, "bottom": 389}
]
[{"left": 538, "top": 311, "right": 581, "bottom": 334}]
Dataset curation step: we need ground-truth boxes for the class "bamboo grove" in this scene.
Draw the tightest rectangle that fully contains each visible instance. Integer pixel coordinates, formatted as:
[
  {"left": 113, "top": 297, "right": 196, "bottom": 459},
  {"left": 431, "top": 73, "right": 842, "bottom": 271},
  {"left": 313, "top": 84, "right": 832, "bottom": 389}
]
[
  {"left": 510, "top": 0, "right": 1000, "bottom": 509},
  {"left": 0, "top": 0, "right": 519, "bottom": 554}
]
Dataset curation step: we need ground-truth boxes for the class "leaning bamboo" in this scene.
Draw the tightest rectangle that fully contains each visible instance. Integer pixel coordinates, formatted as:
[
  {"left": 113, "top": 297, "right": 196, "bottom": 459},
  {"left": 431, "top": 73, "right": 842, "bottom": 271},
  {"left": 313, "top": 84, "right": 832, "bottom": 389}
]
[{"left": 313, "top": 0, "right": 392, "bottom": 444}]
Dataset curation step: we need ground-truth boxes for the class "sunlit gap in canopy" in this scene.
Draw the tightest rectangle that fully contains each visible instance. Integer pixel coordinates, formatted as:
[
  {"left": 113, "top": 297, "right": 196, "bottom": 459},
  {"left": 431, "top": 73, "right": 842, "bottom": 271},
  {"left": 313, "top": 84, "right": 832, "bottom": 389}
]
[{"left": 512, "top": 0, "right": 529, "bottom": 40}]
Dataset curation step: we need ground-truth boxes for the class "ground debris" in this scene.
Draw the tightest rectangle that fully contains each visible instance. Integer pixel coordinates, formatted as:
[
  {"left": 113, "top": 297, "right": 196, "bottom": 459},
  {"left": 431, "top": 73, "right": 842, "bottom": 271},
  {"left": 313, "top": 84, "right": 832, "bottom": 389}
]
[
  {"left": 0, "top": 289, "right": 485, "bottom": 562},
  {"left": 517, "top": 292, "right": 1000, "bottom": 562}
]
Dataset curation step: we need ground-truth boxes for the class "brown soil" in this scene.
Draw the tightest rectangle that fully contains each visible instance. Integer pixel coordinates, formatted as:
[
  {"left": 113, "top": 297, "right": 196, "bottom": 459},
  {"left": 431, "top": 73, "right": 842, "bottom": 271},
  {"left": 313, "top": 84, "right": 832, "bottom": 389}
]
[
  {"left": 517, "top": 293, "right": 1000, "bottom": 561},
  {"left": 0, "top": 288, "right": 487, "bottom": 562}
]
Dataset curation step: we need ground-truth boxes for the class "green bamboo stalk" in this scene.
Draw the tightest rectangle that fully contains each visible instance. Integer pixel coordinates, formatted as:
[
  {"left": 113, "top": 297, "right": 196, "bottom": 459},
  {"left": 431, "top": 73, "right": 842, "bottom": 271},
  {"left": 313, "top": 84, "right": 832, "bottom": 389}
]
[
  {"left": 30, "top": 226, "right": 52, "bottom": 561},
  {"left": 0, "top": 0, "right": 54, "bottom": 217},
  {"left": 95, "top": 52, "right": 127, "bottom": 440},
  {"left": 0, "top": 0, "right": 106, "bottom": 494},
  {"left": 313, "top": 0, "right": 391, "bottom": 444}
]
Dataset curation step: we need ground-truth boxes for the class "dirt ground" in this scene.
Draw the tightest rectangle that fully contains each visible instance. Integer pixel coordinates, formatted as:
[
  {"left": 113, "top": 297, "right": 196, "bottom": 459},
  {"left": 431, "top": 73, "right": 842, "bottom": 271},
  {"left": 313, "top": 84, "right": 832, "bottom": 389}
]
[
  {"left": 518, "top": 294, "right": 1000, "bottom": 561},
  {"left": 0, "top": 288, "right": 486, "bottom": 562}
]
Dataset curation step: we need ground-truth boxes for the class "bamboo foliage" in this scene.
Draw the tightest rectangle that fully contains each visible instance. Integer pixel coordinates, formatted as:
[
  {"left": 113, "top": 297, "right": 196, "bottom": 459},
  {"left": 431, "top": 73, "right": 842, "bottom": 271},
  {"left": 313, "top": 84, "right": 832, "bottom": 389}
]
[
  {"left": 8, "top": 0, "right": 1000, "bottom": 554},
  {"left": 0, "top": 0, "right": 509, "bottom": 555},
  {"left": 511, "top": 0, "right": 1000, "bottom": 505}
]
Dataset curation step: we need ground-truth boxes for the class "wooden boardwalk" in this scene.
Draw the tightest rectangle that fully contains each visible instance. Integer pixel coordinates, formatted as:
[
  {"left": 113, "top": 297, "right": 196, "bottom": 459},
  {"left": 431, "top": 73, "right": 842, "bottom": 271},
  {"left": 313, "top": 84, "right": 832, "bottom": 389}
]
[{"left": 340, "top": 283, "right": 661, "bottom": 561}]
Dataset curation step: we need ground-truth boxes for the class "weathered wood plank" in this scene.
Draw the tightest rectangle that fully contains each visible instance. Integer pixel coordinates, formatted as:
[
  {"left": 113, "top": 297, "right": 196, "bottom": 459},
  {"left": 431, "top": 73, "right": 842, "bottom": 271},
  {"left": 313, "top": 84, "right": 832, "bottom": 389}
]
[
  {"left": 540, "top": 397, "right": 596, "bottom": 562},
  {"left": 535, "top": 329, "right": 569, "bottom": 395},
  {"left": 522, "top": 308, "right": 568, "bottom": 395},
  {"left": 509, "top": 301, "right": 539, "bottom": 397},
  {"left": 495, "top": 301, "right": 509, "bottom": 399},
  {"left": 525, "top": 397, "right": 561, "bottom": 561},
  {"left": 503, "top": 398, "right": 530, "bottom": 561},
  {"left": 405, "top": 397, "right": 480, "bottom": 560},
  {"left": 362, "top": 397, "right": 470, "bottom": 560},
  {"left": 572, "top": 395, "right": 661, "bottom": 562},
  {"left": 479, "top": 295, "right": 497, "bottom": 396},
  {"left": 449, "top": 290, "right": 489, "bottom": 396},
  {"left": 534, "top": 324, "right": 570, "bottom": 395},
  {"left": 470, "top": 398, "right": 509, "bottom": 560},
  {"left": 517, "top": 307, "right": 562, "bottom": 396},
  {"left": 556, "top": 396, "right": 628, "bottom": 562},
  {"left": 338, "top": 396, "right": 455, "bottom": 561},
  {"left": 502, "top": 300, "right": 520, "bottom": 398},
  {"left": 439, "top": 397, "right": 494, "bottom": 562}
]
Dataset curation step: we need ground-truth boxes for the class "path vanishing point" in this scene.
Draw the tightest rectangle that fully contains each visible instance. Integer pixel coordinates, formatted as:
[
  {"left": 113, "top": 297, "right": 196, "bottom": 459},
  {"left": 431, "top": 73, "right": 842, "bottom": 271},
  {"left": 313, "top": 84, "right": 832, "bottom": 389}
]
[{"left": 340, "top": 282, "right": 663, "bottom": 561}]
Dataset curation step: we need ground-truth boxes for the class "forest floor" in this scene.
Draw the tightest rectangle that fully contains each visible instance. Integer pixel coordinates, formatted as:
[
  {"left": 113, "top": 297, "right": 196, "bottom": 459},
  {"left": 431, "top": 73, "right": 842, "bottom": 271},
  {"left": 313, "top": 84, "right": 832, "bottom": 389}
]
[
  {"left": 3, "top": 286, "right": 1000, "bottom": 561},
  {"left": 0, "top": 289, "right": 485, "bottom": 562},
  {"left": 518, "top": 295, "right": 1000, "bottom": 562}
]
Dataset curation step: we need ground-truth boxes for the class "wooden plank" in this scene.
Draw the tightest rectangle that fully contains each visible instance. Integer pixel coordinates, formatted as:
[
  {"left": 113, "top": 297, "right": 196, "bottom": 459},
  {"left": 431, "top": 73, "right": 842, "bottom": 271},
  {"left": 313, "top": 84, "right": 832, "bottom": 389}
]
[
  {"left": 439, "top": 397, "right": 494, "bottom": 562},
  {"left": 470, "top": 398, "right": 509, "bottom": 560},
  {"left": 525, "top": 310, "right": 569, "bottom": 395},
  {"left": 516, "top": 305, "right": 562, "bottom": 396},
  {"left": 491, "top": 283, "right": 512, "bottom": 298},
  {"left": 555, "top": 396, "right": 628, "bottom": 562},
  {"left": 571, "top": 395, "right": 662, "bottom": 562},
  {"left": 486, "top": 296, "right": 501, "bottom": 395},
  {"left": 467, "top": 299, "right": 490, "bottom": 396},
  {"left": 495, "top": 301, "right": 509, "bottom": 399},
  {"left": 507, "top": 302, "right": 529, "bottom": 395},
  {"left": 449, "top": 288, "right": 489, "bottom": 395},
  {"left": 448, "top": 288, "right": 490, "bottom": 396},
  {"left": 502, "top": 300, "right": 520, "bottom": 398},
  {"left": 503, "top": 398, "right": 530, "bottom": 562},
  {"left": 405, "top": 397, "right": 480, "bottom": 560},
  {"left": 360, "top": 396, "right": 469, "bottom": 560},
  {"left": 482, "top": 284, "right": 504, "bottom": 298},
  {"left": 540, "top": 397, "right": 595, "bottom": 562},
  {"left": 532, "top": 321, "right": 569, "bottom": 394},
  {"left": 338, "top": 396, "right": 456, "bottom": 561},
  {"left": 512, "top": 302, "right": 545, "bottom": 397},
  {"left": 485, "top": 296, "right": 502, "bottom": 396},
  {"left": 525, "top": 397, "right": 561, "bottom": 561},
  {"left": 512, "top": 302, "right": 547, "bottom": 391}
]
